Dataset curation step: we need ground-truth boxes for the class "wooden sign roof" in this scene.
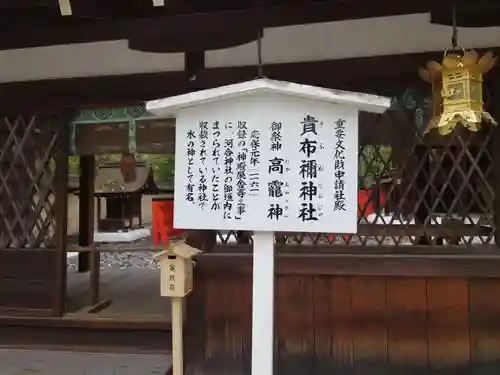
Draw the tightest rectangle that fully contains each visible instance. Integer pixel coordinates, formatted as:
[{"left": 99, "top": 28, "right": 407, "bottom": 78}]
[
  {"left": 154, "top": 241, "right": 202, "bottom": 260},
  {"left": 146, "top": 78, "right": 391, "bottom": 117}
]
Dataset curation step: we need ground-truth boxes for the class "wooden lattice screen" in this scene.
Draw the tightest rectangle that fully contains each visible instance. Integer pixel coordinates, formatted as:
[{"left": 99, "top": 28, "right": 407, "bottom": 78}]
[
  {"left": 0, "top": 115, "right": 59, "bottom": 249},
  {"left": 0, "top": 113, "right": 68, "bottom": 317},
  {"left": 212, "top": 90, "right": 497, "bottom": 248}
]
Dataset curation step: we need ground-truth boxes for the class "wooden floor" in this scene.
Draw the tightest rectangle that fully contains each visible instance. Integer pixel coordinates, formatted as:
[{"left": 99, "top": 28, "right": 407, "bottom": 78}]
[{"left": 66, "top": 268, "right": 171, "bottom": 320}]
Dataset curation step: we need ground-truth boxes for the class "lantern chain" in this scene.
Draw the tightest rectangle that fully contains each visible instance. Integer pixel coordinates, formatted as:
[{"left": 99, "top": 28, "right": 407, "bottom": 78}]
[
  {"left": 257, "top": 27, "right": 264, "bottom": 78},
  {"left": 451, "top": 4, "right": 458, "bottom": 50}
]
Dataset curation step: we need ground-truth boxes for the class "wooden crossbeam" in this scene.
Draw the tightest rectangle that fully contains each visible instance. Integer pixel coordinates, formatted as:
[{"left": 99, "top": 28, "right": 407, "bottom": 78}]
[
  {"left": 58, "top": 0, "right": 72, "bottom": 16},
  {"left": 0, "top": 1, "right": 434, "bottom": 50}
]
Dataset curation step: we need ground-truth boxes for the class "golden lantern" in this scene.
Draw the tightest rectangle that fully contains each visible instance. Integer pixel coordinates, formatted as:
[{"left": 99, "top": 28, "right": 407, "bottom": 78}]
[{"left": 420, "top": 49, "right": 498, "bottom": 136}]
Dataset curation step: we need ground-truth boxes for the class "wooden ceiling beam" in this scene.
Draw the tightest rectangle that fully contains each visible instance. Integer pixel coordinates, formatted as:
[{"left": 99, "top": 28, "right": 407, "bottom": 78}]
[
  {"left": 1, "top": 47, "right": 499, "bottom": 113},
  {"left": 431, "top": 0, "right": 500, "bottom": 27},
  {"left": 0, "top": 0, "right": 53, "bottom": 8},
  {"left": 0, "top": 0, "right": 434, "bottom": 50},
  {"left": 131, "top": 1, "right": 433, "bottom": 35}
]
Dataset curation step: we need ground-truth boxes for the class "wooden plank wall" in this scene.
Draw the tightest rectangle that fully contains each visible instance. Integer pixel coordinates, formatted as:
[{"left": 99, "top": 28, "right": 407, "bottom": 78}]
[
  {"left": 185, "top": 256, "right": 500, "bottom": 375},
  {"left": 0, "top": 250, "right": 59, "bottom": 316}
]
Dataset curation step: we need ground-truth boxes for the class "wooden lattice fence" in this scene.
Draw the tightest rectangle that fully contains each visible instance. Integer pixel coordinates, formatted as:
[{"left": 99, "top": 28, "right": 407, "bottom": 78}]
[
  {"left": 0, "top": 113, "right": 68, "bottom": 316},
  {"left": 201, "top": 88, "right": 497, "bottom": 250}
]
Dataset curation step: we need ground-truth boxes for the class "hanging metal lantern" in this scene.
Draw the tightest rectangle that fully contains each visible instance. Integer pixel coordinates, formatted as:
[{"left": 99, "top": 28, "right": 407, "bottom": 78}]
[
  {"left": 421, "top": 49, "right": 498, "bottom": 136},
  {"left": 439, "top": 49, "right": 497, "bottom": 134},
  {"left": 120, "top": 152, "right": 137, "bottom": 183}
]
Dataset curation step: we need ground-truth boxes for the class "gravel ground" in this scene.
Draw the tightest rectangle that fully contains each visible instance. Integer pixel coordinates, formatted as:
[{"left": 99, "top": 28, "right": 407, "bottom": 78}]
[
  {"left": 67, "top": 232, "right": 161, "bottom": 270},
  {"left": 65, "top": 233, "right": 415, "bottom": 270},
  {"left": 64, "top": 233, "right": 353, "bottom": 271},
  {"left": 66, "top": 218, "right": 495, "bottom": 271},
  {"left": 67, "top": 250, "right": 160, "bottom": 270}
]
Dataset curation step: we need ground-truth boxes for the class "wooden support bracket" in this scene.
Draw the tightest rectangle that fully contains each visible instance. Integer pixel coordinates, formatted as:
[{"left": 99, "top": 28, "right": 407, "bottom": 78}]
[{"left": 58, "top": 0, "right": 72, "bottom": 16}]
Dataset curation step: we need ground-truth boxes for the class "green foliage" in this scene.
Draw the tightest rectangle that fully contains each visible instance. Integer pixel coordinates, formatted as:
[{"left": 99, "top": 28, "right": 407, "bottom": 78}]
[
  {"left": 140, "top": 154, "right": 175, "bottom": 184},
  {"left": 68, "top": 156, "right": 80, "bottom": 175}
]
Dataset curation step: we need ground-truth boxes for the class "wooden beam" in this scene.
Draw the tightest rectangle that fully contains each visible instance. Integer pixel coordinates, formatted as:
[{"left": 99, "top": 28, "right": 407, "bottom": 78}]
[
  {"left": 195, "top": 251, "right": 500, "bottom": 278},
  {"left": 78, "top": 155, "right": 95, "bottom": 273},
  {"left": 431, "top": 0, "right": 500, "bottom": 27},
  {"left": 3, "top": 48, "right": 498, "bottom": 112},
  {"left": 128, "top": 26, "right": 258, "bottom": 53},
  {"left": 0, "top": 0, "right": 436, "bottom": 50},
  {"left": 54, "top": 113, "right": 71, "bottom": 317},
  {"left": 0, "top": 0, "right": 53, "bottom": 8}
]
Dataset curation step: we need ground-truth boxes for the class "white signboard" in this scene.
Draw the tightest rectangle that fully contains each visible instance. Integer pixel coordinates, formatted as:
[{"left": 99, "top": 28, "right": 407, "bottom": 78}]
[
  {"left": 148, "top": 79, "right": 390, "bottom": 375},
  {"left": 173, "top": 94, "right": 358, "bottom": 233}
]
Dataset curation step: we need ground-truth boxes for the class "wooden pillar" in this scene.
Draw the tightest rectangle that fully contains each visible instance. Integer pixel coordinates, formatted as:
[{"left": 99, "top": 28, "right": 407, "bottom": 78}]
[
  {"left": 55, "top": 115, "right": 70, "bottom": 316},
  {"left": 78, "top": 155, "right": 95, "bottom": 272}
]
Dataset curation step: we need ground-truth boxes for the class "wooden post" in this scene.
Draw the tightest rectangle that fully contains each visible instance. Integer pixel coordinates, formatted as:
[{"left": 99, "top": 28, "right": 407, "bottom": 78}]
[
  {"left": 171, "top": 296, "right": 184, "bottom": 375},
  {"left": 90, "top": 243, "right": 101, "bottom": 306},
  {"left": 251, "top": 231, "right": 274, "bottom": 375},
  {"left": 78, "top": 155, "right": 95, "bottom": 272},
  {"left": 54, "top": 115, "right": 70, "bottom": 317}
]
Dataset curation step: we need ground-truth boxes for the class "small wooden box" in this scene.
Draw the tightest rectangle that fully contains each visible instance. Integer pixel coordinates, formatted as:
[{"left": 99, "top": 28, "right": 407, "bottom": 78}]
[{"left": 155, "top": 242, "right": 201, "bottom": 297}]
